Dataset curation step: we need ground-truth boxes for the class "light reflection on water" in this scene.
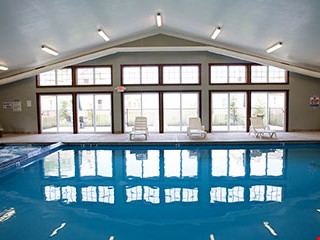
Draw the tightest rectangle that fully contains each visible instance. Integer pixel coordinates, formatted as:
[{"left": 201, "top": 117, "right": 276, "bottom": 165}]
[{"left": 1, "top": 145, "right": 320, "bottom": 240}]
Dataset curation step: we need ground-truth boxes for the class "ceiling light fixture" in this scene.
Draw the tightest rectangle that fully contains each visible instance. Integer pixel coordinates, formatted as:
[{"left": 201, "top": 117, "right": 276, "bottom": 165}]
[
  {"left": 98, "top": 29, "right": 110, "bottom": 42},
  {"left": 0, "top": 65, "right": 9, "bottom": 71},
  {"left": 266, "top": 42, "right": 283, "bottom": 53},
  {"left": 41, "top": 45, "right": 59, "bottom": 56},
  {"left": 211, "top": 27, "right": 221, "bottom": 40},
  {"left": 156, "top": 13, "right": 162, "bottom": 27}
]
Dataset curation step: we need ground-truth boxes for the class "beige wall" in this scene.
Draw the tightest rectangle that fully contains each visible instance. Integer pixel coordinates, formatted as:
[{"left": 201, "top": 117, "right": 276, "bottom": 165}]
[{"left": 0, "top": 45, "right": 320, "bottom": 133}]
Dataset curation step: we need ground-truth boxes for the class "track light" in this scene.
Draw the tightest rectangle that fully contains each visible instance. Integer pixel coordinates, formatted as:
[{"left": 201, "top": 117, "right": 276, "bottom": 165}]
[
  {"left": 41, "top": 45, "right": 59, "bottom": 56},
  {"left": 156, "top": 13, "right": 162, "bottom": 27},
  {"left": 266, "top": 42, "right": 283, "bottom": 53},
  {"left": 0, "top": 65, "right": 8, "bottom": 71},
  {"left": 211, "top": 26, "right": 221, "bottom": 40},
  {"left": 98, "top": 29, "right": 110, "bottom": 42}
]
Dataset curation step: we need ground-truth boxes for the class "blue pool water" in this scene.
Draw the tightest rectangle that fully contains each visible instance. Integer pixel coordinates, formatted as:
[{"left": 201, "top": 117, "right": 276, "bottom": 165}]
[{"left": 0, "top": 143, "right": 320, "bottom": 240}]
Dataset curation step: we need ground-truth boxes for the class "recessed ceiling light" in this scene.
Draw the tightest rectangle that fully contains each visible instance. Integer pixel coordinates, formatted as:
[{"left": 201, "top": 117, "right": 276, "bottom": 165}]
[
  {"left": 156, "top": 13, "right": 162, "bottom": 27},
  {"left": 0, "top": 65, "right": 9, "bottom": 71},
  {"left": 98, "top": 29, "right": 110, "bottom": 42},
  {"left": 266, "top": 42, "right": 283, "bottom": 53},
  {"left": 211, "top": 27, "right": 221, "bottom": 40},
  {"left": 41, "top": 45, "right": 59, "bottom": 56}
]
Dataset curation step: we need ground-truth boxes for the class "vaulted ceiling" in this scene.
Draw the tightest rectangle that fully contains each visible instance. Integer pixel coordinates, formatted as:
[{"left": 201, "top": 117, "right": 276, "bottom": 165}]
[{"left": 1, "top": 0, "right": 320, "bottom": 85}]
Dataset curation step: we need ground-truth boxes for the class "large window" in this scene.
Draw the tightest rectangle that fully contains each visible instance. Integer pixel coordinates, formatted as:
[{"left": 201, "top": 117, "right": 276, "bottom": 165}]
[
  {"left": 38, "top": 68, "right": 72, "bottom": 86},
  {"left": 77, "top": 94, "right": 112, "bottom": 133},
  {"left": 251, "top": 65, "right": 287, "bottom": 83},
  {"left": 163, "top": 92, "right": 200, "bottom": 132},
  {"left": 210, "top": 65, "right": 246, "bottom": 84},
  {"left": 251, "top": 92, "right": 286, "bottom": 131},
  {"left": 122, "top": 66, "right": 159, "bottom": 84},
  {"left": 211, "top": 92, "right": 247, "bottom": 131},
  {"left": 39, "top": 94, "right": 73, "bottom": 133},
  {"left": 123, "top": 93, "right": 159, "bottom": 132},
  {"left": 76, "top": 66, "right": 112, "bottom": 85},
  {"left": 163, "top": 65, "right": 200, "bottom": 84}
]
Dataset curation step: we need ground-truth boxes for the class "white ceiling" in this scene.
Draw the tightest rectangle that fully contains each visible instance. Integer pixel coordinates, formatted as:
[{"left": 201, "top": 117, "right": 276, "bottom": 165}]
[{"left": 1, "top": 0, "right": 320, "bottom": 85}]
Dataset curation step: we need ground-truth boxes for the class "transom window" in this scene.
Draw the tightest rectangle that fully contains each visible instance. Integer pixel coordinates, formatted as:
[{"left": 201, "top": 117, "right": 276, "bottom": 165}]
[
  {"left": 251, "top": 65, "right": 287, "bottom": 83},
  {"left": 163, "top": 65, "right": 200, "bottom": 84},
  {"left": 122, "top": 66, "right": 159, "bottom": 84},
  {"left": 210, "top": 65, "right": 246, "bottom": 84},
  {"left": 38, "top": 68, "right": 72, "bottom": 86},
  {"left": 76, "top": 66, "right": 112, "bottom": 85}
]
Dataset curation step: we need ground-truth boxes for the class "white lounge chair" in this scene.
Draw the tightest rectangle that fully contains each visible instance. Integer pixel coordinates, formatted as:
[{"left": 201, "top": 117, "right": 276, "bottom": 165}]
[
  {"left": 249, "top": 116, "right": 276, "bottom": 138},
  {"left": 187, "top": 117, "right": 207, "bottom": 139},
  {"left": 129, "top": 117, "right": 149, "bottom": 140}
]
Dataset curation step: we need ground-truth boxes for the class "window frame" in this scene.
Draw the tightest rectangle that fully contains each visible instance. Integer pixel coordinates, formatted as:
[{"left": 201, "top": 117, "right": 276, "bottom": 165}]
[
  {"left": 250, "top": 64, "right": 289, "bottom": 84},
  {"left": 162, "top": 64, "right": 201, "bottom": 85},
  {"left": 121, "top": 64, "right": 160, "bottom": 85},
  {"left": 209, "top": 64, "right": 248, "bottom": 85},
  {"left": 36, "top": 68, "right": 73, "bottom": 87},
  {"left": 75, "top": 65, "right": 113, "bottom": 86}
]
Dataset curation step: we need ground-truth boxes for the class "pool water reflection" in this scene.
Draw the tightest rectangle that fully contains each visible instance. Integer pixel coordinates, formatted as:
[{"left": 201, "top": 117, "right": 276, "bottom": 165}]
[{"left": 1, "top": 144, "right": 320, "bottom": 240}]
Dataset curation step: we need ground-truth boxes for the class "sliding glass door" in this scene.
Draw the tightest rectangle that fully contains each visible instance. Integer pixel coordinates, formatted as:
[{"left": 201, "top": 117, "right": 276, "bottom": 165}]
[
  {"left": 211, "top": 92, "right": 247, "bottom": 131},
  {"left": 251, "top": 92, "right": 286, "bottom": 131},
  {"left": 123, "top": 93, "right": 159, "bottom": 132},
  {"left": 77, "top": 94, "right": 112, "bottom": 133},
  {"left": 40, "top": 94, "right": 73, "bottom": 133},
  {"left": 163, "top": 92, "right": 200, "bottom": 132}
]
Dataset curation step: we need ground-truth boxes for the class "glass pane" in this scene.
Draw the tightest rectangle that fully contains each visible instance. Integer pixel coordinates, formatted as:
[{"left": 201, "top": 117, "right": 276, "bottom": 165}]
[
  {"left": 229, "top": 93, "right": 246, "bottom": 131},
  {"left": 141, "top": 66, "right": 159, "bottom": 84},
  {"left": 210, "top": 66, "right": 228, "bottom": 83},
  {"left": 95, "top": 67, "right": 112, "bottom": 85},
  {"left": 229, "top": 66, "right": 246, "bottom": 83},
  {"left": 211, "top": 93, "right": 228, "bottom": 131},
  {"left": 269, "top": 66, "right": 286, "bottom": 83},
  {"left": 163, "top": 66, "right": 180, "bottom": 84},
  {"left": 251, "top": 92, "right": 267, "bottom": 119},
  {"left": 95, "top": 94, "right": 112, "bottom": 132},
  {"left": 77, "top": 68, "right": 94, "bottom": 85},
  {"left": 251, "top": 65, "right": 267, "bottom": 83},
  {"left": 163, "top": 93, "right": 180, "bottom": 108},
  {"left": 78, "top": 95, "right": 94, "bottom": 132},
  {"left": 181, "top": 66, "right": 199, "bottom": 84},
  {"left": 40, "top": 95, "right": 57, "bottom": 132},
  {"left": 123, "top": 67, "right": 140, "bottom": 84},
  {"left": 57, "top": 95, "right": 73, "bottom": 132},
  {"left": 141, "top": 94, "right": 159, "bottom": 132},
  {"left": 268, "top": 92, "right": 285, "bottom": 130},
  {"left": 39, "top": 70, "right": 56, "bottom": 86},
  {"left": 163, "top": 93, "right": 181, "bottom": 132},
  {"left": 56, "top": 69, "right": 72, "bottom": 85}
]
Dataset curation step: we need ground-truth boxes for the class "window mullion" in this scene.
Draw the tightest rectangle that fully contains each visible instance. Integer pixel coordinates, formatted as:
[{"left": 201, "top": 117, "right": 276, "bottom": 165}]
[
  {"left": 93, "top": 68, "right": 96, "bottom": 84},
  {"left": 93, "top": 95, "right": 96, "bottom": 132},
  {"left": 227, "top": 93, "right": 231, "bottom": 131},
  {"left": 180, "top": 93, "right": 183, "bottom": 131}
]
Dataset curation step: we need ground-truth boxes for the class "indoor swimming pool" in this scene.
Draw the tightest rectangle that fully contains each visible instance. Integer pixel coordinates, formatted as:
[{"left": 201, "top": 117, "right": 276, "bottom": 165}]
[{"left": 0, "top": 143, "right": 319, "bottom": 240}]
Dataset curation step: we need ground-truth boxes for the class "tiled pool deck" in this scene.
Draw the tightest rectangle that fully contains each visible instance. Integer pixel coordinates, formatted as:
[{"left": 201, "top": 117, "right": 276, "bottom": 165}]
[{"left": 1, "top": 132, "right": 320, "bottom": 145}]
